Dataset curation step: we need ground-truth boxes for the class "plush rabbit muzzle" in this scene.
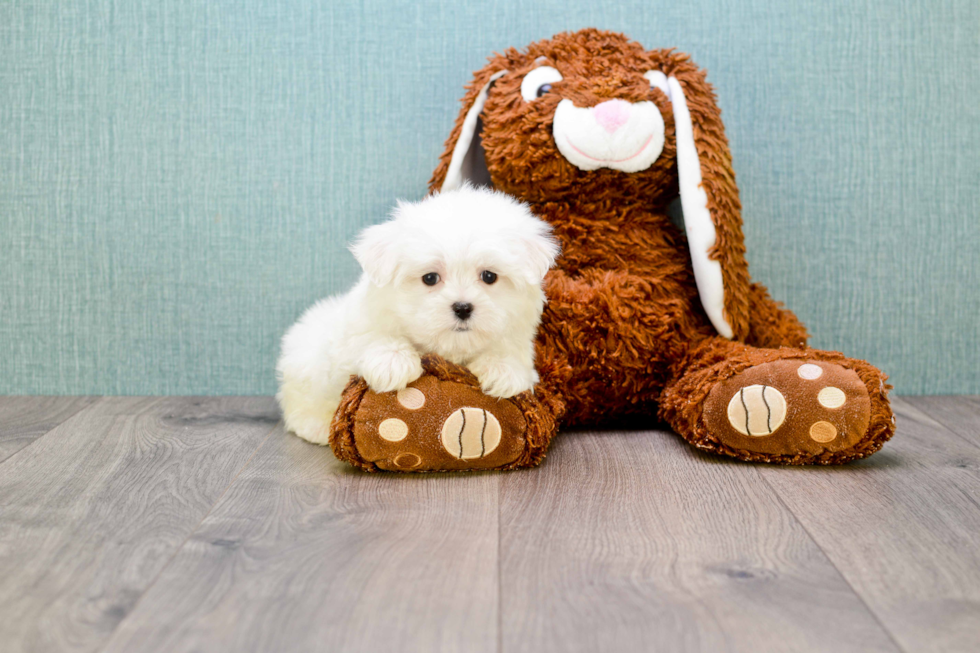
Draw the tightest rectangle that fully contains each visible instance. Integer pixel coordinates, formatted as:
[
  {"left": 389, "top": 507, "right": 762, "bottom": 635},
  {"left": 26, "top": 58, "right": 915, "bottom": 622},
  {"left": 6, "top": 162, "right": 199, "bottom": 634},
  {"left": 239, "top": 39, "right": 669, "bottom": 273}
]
[{"left": 553, "top": 98, "right": 666, "bottom": 173}]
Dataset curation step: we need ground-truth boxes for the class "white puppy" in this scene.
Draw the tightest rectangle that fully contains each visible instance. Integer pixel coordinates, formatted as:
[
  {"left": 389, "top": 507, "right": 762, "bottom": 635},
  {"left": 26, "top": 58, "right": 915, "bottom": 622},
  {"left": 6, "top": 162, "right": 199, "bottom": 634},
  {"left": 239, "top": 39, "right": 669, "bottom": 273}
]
[{"left": 277, "top": 186, "right": 560, "bottom": 445}]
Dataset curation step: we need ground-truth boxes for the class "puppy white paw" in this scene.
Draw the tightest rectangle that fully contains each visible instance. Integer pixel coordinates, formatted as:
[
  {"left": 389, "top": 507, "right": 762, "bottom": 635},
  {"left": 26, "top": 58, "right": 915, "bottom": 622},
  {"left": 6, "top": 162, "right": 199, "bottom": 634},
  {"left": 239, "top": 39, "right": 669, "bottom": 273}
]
[
  {"left": 470, "top": 358, "right": 538, "bottom": 399},
  {"left": 361, "top": 346, "right": 424, "bottom": 393}
]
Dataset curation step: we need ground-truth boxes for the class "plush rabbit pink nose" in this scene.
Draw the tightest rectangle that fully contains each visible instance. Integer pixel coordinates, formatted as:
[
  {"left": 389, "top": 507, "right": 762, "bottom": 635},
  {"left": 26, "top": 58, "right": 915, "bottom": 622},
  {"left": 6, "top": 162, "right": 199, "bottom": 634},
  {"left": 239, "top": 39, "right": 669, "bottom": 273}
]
[{"left": 593, "top": 99, "right": 631, "bottom": 133}]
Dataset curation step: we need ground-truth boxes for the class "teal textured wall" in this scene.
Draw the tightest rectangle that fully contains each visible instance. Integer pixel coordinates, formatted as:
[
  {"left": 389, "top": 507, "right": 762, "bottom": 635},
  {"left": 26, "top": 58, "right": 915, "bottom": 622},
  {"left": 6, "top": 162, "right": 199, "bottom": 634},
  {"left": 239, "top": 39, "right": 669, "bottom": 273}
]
[{"left": 1, "top": 1, "right": 978, "bottom": 395}]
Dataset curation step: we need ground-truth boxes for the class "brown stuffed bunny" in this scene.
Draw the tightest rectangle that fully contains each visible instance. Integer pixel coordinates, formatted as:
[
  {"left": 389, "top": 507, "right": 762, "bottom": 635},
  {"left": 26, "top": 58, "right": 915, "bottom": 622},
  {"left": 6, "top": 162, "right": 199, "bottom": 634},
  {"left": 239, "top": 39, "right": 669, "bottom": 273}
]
[{"left": 330, "top": 29, "right": 895, "bottom": 471}]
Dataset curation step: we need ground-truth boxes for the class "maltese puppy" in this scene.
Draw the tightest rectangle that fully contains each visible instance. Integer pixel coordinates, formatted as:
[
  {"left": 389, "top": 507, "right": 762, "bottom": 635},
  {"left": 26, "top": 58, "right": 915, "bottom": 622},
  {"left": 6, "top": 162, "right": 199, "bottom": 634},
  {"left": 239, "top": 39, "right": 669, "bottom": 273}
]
[{"left": 277, "top": 185, "right": 560, "bottom": 445}]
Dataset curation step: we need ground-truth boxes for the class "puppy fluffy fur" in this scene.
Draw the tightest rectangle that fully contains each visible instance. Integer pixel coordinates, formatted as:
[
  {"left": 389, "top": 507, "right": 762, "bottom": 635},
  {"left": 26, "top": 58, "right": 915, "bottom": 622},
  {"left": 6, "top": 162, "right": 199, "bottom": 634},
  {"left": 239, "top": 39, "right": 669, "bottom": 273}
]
[{"left": 277, "top": 185, "right": 560, "bottom": 445}]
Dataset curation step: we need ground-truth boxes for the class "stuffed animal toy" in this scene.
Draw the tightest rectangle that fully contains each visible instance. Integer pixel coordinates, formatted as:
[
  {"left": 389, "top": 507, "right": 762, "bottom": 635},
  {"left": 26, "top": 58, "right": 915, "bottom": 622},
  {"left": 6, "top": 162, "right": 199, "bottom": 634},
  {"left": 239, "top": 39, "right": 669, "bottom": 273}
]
[{"left": 329, "top": 28, "right": 895, "bottom": 472}]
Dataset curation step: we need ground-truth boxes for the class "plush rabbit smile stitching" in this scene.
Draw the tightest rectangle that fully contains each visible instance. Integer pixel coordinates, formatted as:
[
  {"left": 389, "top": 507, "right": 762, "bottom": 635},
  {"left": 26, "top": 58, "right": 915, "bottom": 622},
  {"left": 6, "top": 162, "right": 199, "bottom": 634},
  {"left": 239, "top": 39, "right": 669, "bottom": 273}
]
[{"left": 553, "top": 98, "right": 665, "bottom": 173}]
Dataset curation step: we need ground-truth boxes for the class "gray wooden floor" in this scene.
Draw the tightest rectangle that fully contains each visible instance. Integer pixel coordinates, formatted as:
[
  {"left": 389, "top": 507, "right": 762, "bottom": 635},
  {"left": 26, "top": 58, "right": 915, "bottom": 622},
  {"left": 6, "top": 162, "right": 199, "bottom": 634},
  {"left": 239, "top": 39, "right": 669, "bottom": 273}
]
[{"left": 1, "top": 396, "right": 978, "bottom": 652}]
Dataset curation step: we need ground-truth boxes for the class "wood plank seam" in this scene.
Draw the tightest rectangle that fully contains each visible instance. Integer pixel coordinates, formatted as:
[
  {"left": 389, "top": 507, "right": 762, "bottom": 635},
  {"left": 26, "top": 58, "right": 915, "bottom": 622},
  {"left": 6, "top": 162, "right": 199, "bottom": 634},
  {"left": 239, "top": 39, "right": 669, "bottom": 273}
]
[
  {"left": 899, "top": 397, "right": 980, "bottom": 452},
  {"left": 99, "top": 420, "right": 283, "bottom": 651},
  {"left": 754, "top": 469, "right": 909, "bottom": 653},
  {"left": 0, "top": 396, "right": 101, "bottom": 467},
  {"left": 497, "top": 474, "right": 503, "bottom": 653},
  {"left": 497, "top": 429, "right": 902, "bottom": 652},
  {"left": 98, "top": 428, "right": 501, "bottom": 653}
]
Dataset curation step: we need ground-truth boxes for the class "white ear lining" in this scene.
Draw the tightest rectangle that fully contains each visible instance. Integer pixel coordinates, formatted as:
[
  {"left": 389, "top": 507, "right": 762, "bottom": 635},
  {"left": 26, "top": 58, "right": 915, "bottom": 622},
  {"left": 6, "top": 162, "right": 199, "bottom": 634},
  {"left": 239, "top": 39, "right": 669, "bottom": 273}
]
[
  {"left": 643, "top": 70, "right": 671, "bottom": 99},
  {"left": 667, "top": 76, "right": 734, "bottom": 339},
  {"left": 441, "top": 70, "right": 508, "bottom": 192}
]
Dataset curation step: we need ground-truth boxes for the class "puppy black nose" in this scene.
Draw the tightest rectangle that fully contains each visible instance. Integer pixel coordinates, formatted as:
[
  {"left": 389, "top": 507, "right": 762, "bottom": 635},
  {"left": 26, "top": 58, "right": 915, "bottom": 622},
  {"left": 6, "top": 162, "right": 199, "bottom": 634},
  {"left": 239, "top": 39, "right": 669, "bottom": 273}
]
[{"left": 452, "top": 302, "right": 474, "bottom": 320}]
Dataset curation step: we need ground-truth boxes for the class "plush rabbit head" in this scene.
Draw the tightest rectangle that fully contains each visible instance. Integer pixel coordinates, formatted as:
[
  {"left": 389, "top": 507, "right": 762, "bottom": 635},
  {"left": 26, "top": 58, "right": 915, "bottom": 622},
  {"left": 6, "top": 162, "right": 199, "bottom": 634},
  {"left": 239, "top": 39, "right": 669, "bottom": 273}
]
[{"left": 430, "top": 28, "right": 752, "bottom": 340}]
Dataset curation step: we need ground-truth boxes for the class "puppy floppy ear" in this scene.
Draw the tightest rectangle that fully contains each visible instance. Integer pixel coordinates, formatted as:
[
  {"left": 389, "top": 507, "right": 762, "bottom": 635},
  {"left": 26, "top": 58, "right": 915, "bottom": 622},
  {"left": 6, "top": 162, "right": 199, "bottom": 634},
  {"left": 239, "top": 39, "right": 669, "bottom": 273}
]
[
  {"left": 653, "top": 63, "right": 751, "bottom": 340},
  {"left": 350, "top": 221, "right": 403, "bottom": 287},
  {"left": 517, "top": 226, "right": 561, "bottom": 285},
  {"left": 430, "top": 66, "right": 508, "bottom": 193}
]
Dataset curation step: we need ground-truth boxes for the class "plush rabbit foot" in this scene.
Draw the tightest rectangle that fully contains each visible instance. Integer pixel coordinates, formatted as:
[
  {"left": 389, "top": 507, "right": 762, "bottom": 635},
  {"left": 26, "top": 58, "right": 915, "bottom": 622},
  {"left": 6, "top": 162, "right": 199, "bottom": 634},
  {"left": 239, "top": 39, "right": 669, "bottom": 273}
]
[
  {"left": 329, "top": 356, "right": 556, "bottom": 472},
  {"left": 694, "top": 356, "right": 894, "bottom": 464},
  {"left": 660, "top": 344, "right": 894, "bottom": 465}
]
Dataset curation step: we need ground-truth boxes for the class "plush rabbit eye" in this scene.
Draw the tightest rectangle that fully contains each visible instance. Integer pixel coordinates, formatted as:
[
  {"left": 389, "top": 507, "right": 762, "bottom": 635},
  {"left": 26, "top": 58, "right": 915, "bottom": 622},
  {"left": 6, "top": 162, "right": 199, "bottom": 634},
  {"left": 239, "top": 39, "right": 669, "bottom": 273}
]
[
  {"left": 422, "top": 272, "right": 440, "bottom": 286},
  {"left": 521, "top": 66, "right": 563, "bottom": 102},
  {"left": 481, "top": 270, "right": 498, "bottom": 284}
]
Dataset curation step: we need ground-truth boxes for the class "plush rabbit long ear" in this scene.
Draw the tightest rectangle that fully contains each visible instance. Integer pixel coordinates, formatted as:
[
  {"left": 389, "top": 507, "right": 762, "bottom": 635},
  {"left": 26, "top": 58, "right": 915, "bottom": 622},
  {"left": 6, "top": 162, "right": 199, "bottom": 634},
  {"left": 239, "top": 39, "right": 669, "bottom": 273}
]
[
  {"left": 430, "top": 68, "right": 508, "bottom": 193},
  {"left": 653, "top": 68, "right": 751, "bottom": 340}
]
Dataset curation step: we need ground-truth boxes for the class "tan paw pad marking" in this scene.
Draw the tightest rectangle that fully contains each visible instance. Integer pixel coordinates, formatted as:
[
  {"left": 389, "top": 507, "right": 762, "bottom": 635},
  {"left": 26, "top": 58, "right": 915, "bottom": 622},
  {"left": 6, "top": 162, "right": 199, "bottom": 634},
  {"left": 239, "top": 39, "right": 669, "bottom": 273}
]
[
  {"left": 378, "top": 418, "right": 409, "bottom": 442},
  {"left": 727, "top": 385, "right": 787, "bottom": 436},
  {"left": 393, "top": 452, "right": 421, "bottom": 469},
  {"left": 441, "top": 407, "right": 501, "bottom": 459},
  {"left": 396, "top": 387, "right": 425, "bottom": 410},
  {"left": 810, "top": 421, "right": 838, "bottom": 443},
  {"left": 797, "top": 363, "right": 823, "bottom": 380},
  {"left": 817, "top": 386, "right": 846, "bottom": 409}
]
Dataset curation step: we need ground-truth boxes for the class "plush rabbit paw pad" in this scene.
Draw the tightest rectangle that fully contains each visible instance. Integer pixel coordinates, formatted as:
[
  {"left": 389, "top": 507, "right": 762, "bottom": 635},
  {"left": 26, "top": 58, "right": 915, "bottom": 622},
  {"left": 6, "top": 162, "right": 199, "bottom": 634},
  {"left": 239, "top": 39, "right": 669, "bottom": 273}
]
[
  {"left": 350, "top": 375, "right": 528, "bottom": 472},
  {"left": 703, "top": 360, "right": 871, "bottom": 457}
]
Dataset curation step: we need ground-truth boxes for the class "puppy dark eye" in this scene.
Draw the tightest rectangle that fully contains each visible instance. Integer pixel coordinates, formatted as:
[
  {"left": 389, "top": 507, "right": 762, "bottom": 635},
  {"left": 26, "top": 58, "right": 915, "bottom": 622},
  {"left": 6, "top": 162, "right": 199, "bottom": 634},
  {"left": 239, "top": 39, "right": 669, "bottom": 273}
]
[
  {"left": 481, "top": 270, "right": 498, "bottom": 284},
  {"left": 422, "top": 272, "right": 440, "bottom": 286},
  {"left": 536, "top": 84, "right": 552, "bottom": 98}
]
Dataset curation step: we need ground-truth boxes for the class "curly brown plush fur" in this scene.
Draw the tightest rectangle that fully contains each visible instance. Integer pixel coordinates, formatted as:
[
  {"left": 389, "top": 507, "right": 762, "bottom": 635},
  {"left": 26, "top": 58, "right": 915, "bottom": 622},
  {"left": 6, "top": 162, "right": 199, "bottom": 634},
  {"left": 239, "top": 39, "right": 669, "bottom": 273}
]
[{"left": 329, "top": 29, "right": 894, "bottom": 470}]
